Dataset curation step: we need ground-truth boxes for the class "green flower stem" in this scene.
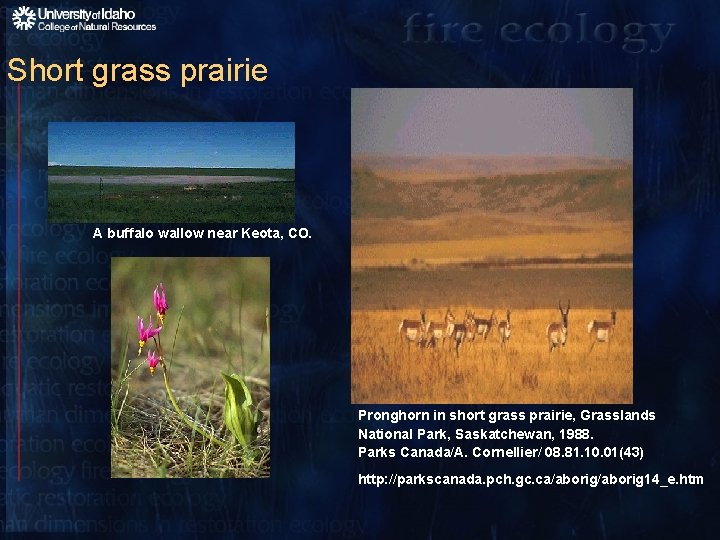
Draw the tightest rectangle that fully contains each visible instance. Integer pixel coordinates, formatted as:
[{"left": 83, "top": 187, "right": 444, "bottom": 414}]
[{"left": 162, "top": 363, "right": 228, "bottom": 449}]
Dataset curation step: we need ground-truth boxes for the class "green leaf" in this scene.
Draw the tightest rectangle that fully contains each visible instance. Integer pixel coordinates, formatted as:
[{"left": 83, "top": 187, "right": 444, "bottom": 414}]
[{"left": 221, "top": 372, "right": 257, "bottom": 447}]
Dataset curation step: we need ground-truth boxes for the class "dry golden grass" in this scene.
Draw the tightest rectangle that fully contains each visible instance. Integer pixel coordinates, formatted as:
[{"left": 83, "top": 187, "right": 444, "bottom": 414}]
[
  {"left": 351, "top": 308, "right": 632, "bottom": 404},
  {"left": 352, "top": 228, "right": 632, "bottom": 268},
  {"left": 352, "top": 212, "right": 628, "bottom": 245}
]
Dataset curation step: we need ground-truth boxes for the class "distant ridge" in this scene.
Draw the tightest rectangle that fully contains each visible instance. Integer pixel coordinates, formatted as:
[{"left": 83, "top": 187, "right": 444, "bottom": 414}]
[
  {"left": 353, "top": 154, "right": 631, "bottom": 182},
  {"left": 48, "top": 165, "right": 295, "bottom": 178},
  {"left": 352, "top": 161, "right": 632, "bottom": 220}
]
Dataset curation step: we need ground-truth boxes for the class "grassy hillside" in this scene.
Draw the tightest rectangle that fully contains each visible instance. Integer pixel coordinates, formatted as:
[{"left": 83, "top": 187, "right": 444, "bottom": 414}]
[
  {"left": 352, "top": 165, "right": 632, "bottom": 220},
  {"left": 353, "top": 154, "right": 631, "bottom": 182},
  {"left": 352, "top": 159, "right": 632, "bottom": 267}
]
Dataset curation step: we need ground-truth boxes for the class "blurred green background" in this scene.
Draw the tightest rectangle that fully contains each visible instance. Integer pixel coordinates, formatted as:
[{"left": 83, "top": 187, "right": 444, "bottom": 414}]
[{"left": 111, "top": 257, "right": 270, "bottom": 395}]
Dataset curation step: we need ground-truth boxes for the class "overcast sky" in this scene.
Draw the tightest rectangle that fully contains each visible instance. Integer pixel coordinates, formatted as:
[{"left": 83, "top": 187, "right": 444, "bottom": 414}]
[
  {"left": 49, "top": 122, "right": 295, "bottom": 168},
  {"left": 352, "top": 88, "right": 632, "bottom": 159}
]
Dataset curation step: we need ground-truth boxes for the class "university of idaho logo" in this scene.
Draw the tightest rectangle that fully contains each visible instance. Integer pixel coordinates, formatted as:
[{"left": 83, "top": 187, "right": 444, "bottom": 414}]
[{"left": 12, "top": 6, "right": 37, "bottom": 30}]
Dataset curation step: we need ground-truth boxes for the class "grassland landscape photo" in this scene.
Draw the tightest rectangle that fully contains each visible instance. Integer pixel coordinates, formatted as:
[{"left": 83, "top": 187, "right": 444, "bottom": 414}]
[
  {"left": 111, "top": 257, "right": 270, "bottom": 478},
  {"left": 48, "top": 122, "right": 295, "bottom": 223},
  {"left": 351, "top": 89, "right": 633, "bottom": 404}
]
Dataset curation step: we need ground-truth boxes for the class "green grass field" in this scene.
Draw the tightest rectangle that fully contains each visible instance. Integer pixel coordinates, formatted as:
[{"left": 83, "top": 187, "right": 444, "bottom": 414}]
[{"left": 48, "top": 182, "right": 295, "bottom": 223}]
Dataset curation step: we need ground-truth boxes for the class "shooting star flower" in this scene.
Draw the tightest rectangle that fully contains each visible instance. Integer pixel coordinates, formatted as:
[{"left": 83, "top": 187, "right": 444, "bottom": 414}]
[
  {"left": 137, "top": 315, "right": 162, "bottom": 355},
  {"left": 147, "top": 350, "right": 161, "bottom": 375},
  {"left": 153, "top": 283, "right": 169, "bottom": 324}
]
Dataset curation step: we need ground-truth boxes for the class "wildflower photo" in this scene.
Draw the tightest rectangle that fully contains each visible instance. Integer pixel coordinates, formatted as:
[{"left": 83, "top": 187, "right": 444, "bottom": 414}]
[{"left": 111, "top": 257, "right": 270, "bottom": 478}]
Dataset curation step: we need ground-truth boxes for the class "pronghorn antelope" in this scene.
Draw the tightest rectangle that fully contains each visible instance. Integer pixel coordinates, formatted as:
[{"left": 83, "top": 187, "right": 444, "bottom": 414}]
[
  {"left": 443, "top": 308, "right": 456, "bottom": 347},
  {"left": 547, "top": 301, "right": 570, "bottom": 353},
  {"left": 498, "top": 309, "right": 511, "bottom": 347},
  {"left": 425, "top": 315, "right": 448, "bottom": 349},
  {"left": 447, "top": 316, "right": 470, "bottom": 357},
  {"left": 463, "top": 310, "right": 478, "bottom": 343},
  {"left": 465, "top": 311, "right": 477, "bottom": 341},
  {"left": 587, "top": 309, "right": 617, "bottom": 353},
  {"left": 441, "top": 308, "right": 469, "bottom": 355},
  {"left": 399, "top": 310, "right": 426, "bottom": 345},
  {"left": 472, "top": 311, "right": 495, "bottom": 341}
]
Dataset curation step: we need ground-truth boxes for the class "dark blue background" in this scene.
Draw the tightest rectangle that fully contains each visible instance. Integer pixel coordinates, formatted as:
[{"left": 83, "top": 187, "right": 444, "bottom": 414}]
[{"left": 3, "top": 0, "right": 719, "bottom": 538}]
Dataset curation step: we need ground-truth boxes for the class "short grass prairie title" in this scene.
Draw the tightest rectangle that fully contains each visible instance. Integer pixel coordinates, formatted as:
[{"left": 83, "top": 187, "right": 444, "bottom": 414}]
[{"left": 6, "top": 57, "right": 268, "bottom": 88}]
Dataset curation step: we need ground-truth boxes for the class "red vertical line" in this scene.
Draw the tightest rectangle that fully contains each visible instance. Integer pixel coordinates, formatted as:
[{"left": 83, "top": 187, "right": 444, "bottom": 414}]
[{"left": 17, "top": 82, "right": 21, "bottom": 481}]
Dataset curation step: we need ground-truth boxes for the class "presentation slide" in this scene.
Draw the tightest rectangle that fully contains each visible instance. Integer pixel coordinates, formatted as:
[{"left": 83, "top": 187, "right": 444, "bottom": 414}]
[{"left": 3, "top": 1, "right": 718, "bottom": 538}]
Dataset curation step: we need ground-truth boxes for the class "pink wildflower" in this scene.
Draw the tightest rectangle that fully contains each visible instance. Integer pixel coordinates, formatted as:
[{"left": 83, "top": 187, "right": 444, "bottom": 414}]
[
  {"left": 153, "top": 283, "right": 169, "bottom": 324},
  {"left": 147, "top": 350, "right": 161, "bottom": 375},
  {"left": 137, "top": 315, "right": 162, "bottom": 355}
]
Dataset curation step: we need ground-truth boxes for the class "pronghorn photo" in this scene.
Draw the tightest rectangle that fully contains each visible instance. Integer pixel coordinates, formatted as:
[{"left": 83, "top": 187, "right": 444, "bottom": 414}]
[
  {"left": 351, "top": 89, "right": 632, "bottom": 404},
  {"left": 587, "top": 309, "right": 617, "bottom": 353},
  {"left": 547, "top": 301, "right": 570, "bottom": 353},
  {"left": 498, "top": 309, "right": 511, "bottom": 347}
]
